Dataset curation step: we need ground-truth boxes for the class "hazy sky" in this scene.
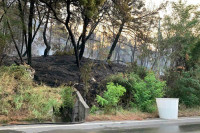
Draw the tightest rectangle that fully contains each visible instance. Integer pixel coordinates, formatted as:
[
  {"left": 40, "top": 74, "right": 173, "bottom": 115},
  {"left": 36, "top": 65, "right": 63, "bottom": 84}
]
[
  {"left": 145, "top": 0, "right": 200, "bottom": 18},
  {"left": 146, "top": 0, "right": 200, "bottom": 7}
]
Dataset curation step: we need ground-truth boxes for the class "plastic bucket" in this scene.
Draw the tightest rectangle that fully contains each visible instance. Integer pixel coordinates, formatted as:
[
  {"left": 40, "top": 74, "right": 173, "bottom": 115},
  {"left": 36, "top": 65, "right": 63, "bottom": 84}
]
[{"left": 156, "top": 98, "right": 179, "bottom": 119}]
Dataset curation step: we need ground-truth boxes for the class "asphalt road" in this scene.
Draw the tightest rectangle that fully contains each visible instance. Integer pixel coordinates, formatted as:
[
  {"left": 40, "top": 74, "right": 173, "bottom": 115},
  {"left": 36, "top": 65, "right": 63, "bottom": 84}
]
[
  {"left": 1, "top": 117, "right": 200, "bottom": 133},
  {"left": 40, "top": 124, "right": 200, "bottom": 133}
]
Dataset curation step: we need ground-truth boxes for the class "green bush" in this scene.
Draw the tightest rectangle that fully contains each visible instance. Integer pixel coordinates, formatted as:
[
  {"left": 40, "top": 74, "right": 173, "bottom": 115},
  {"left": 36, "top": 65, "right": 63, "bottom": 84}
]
[
  {"left": 90, "top": 105, "right": 99, "bottom": 114},
  {"left": 106, "top": 72, "right": 140, "bottom": 106},
  {"left": 106, "top": 63, "right": 148, "bottom": 108},
  {"left": 53, "top": 86, "right": 76, "bottom": 122},
  {"left": 60, "top": 86, "right": 75, "bottom": 109},
  {"left": 133, "top": 72, "right": 165, "bottom": 112},
  {"left": 166, "top": 68, "right": 200, "bottom": 107},
  {"left": 96, "top": 82, "right": 126, "bottom": 114},
  {"left": 106, "top": 69, "right": 165, "bottom": 112}
]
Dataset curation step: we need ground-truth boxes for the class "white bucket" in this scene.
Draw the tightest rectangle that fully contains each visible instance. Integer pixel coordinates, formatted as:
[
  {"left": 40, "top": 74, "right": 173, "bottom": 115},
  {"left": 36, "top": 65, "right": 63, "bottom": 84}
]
[{"left": 156, "top": 98, "right": 179, "bottom": 119}]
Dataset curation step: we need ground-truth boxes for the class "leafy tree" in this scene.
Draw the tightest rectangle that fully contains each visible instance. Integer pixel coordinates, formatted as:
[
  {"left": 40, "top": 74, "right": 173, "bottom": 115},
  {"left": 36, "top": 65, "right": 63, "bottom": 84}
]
[
  {"left": 1, "top": 0, "right": 23, "bottom": 63},
  {"left": 165, "top": 68, "right": 200, "bottom": 107},
  {"left": 107, "top": 0, "right": 164, "bottom": 60},
  {"left": 1, "top": 0, "right": 46, "bottom": 65},
  {"left": 162, "top": 0, "right": 200, "bottom": 70},
  {"left": 189, "top": 40, "right": 200, "bottom": 67},
  {"left": 40, "top": 0, "right": 107, "bottom": 67}
]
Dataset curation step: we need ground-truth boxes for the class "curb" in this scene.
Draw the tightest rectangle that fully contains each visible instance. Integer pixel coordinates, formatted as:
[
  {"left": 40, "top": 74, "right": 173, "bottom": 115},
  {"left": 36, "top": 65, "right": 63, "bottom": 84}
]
[{"left": 0, "top": 117, "right": 200, "bottom": 132}]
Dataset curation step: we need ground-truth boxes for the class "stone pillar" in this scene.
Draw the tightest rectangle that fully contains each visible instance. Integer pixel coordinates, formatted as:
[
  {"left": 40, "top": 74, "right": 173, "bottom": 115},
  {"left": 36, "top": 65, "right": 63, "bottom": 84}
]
[{"left": 72, "top": 89, "right": 90, "bottom": 122}]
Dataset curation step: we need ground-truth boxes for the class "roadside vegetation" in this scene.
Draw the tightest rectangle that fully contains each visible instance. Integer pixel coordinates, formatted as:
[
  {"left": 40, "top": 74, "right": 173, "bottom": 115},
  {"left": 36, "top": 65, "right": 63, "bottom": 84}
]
[
  {"left": 89, "top": 0, "right": 200, "bottom": 118},
  {"left": 0, "top": 0, "right": 200, "bottom": 124},
  {"left": 0, "top": 65, "right": 75, "bottom": 123},
  {"left": 89, "top": 64, "right": 200, "bottom": 120},
  {"left": 90, "top": 64, "right": 165, "bottom": 114}
]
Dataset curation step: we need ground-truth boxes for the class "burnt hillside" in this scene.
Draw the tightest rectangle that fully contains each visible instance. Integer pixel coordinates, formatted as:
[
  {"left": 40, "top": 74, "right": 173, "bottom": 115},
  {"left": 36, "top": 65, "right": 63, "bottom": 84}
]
[{"left": 4, "top": 55, "right": 127, "bottom": 105}]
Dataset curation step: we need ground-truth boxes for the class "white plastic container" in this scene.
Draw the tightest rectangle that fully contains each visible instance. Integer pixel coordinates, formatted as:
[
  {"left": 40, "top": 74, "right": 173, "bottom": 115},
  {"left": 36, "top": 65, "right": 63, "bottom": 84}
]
[{"left": 156, "top": 98, "right": 179, "bottom": 119}]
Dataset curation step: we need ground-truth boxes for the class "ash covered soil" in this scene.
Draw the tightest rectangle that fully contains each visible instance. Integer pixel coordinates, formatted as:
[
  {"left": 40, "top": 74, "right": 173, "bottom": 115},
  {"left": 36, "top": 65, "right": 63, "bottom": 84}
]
[{"left": 5, "top": 55, "right": 127, "bottom": 105}]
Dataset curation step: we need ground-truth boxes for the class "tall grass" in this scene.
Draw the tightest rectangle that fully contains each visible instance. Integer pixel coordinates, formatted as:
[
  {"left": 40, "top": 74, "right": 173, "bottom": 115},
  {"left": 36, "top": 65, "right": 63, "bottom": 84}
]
[{"left": 0, "top": 65, "right": 75, "bottom": 121}]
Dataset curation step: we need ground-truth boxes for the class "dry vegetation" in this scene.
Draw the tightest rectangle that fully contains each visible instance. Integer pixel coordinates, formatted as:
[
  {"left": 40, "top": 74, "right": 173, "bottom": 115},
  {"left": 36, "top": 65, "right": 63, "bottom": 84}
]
[
  {"left": 0, "top": 64, "right": 75, "bottom": 124},
  {"left": 179, "top": 105, "right": 200, "bottom": 117},
  {"left": 86, "top": 110, "right": 158, "bottom": 122},
  {"left": 87, "top": 107, "right": 200, "bottom": 122}
]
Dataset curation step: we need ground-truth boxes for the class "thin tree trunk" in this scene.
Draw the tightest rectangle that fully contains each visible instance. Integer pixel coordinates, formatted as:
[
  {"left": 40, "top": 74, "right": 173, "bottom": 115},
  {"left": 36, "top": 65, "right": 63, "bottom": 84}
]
[
  {"left": 65, "top": 0, "right": 80, "bottom": 68},
  {"left": 49, "top": 18, "right": 53, "bottom": 45},
  {"left": 20, "top": 30, "right": 24, "bottom": 55},
  {"left": 151, "top": 52, "right": 157, "bottom": 70},
  {"left": 107, "top": 20, "right": 125, "bottom": 60},
  {"left": 114, "top": 42, "right": 119, "bottom": 61},
  {"left": 79, "top": 17, "right": 89, "bottom": 60},
  {"left": 132, "top": 36, "right": 137, "bottom": 62},
  {"left": 43, "top": 9, "right": 51, "bottom": 57},
  {"left": 18, "top": 0, "right": 28, "bottom": 57},
  {"left": 27, "top": 0, "right": 35, "bottom": 65}
]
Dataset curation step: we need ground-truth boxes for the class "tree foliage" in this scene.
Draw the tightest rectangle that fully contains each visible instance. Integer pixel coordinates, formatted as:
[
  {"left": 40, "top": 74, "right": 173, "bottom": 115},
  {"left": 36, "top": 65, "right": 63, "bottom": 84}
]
[
  {"left": 107, "top": 0, "right": 165, "bottom": 60},
  {"left": 162, "top": 0, "right": 200, "bottom": 69}
]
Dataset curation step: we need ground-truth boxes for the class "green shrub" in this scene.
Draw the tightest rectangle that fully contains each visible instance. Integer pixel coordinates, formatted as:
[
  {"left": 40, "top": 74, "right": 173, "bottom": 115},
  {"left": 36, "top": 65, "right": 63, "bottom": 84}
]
[
  {"left": 106, "top": 63, "right": 148, "bottom": 108},
  {"left": 60, "top": 86, "right": 75, "bottom": 109},
  {"left": 90, "top": 105, "right": 99, "bottom": 114},
  {"left": 52, "top": 86, "right": 76, "bottom": 122},
  {"left": 134, "top": 72, "right": 165, "bottom": 112},
  {"left": 96, "top": 82, "right": 126, "bottom": 114},
  {"left": 106, "top": 73, "right": 130, "bottom": 93},
  {"left": 106, "top": 73, "right": 140, "bottom": 106},
  {"left": 106, "top": 70, "right": 165, "bottom": 112},
  {"left": 166, "top": 68, "right": 200, "bottom": 107}
]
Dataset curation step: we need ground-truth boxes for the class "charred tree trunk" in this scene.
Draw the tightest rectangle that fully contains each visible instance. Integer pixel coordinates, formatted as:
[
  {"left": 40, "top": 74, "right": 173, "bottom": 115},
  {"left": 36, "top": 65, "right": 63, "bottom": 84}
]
[
  {"left": 27, "top": 0, "right": 35, "bottom": 65},
  {"left": 43, "top": 9, "right": 51, "bottom": 57},
  {"left": 49, "top": 18, "right": 53, "bottom": 46},
  {"left": 79, "top": 17, "right": 89, "bottom": 60},
  {"left": 107, "top": 20, "right": 125, "bottom": 60},
  {"left": 18, "top": 0, "right": 28, "bottom": 57},
  {"left": 20, "top": 33, "right": 24, "bottom": 55},
  {"left": 65, "top": 0, "right": 80, "bottom": 68}
]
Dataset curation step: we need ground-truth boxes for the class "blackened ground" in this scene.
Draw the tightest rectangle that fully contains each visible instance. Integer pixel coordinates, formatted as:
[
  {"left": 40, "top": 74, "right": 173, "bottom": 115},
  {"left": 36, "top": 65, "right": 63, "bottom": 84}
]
[{"left": 4, "top": 55, "right": 127, "bottom": 106}]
